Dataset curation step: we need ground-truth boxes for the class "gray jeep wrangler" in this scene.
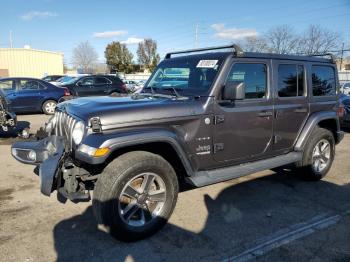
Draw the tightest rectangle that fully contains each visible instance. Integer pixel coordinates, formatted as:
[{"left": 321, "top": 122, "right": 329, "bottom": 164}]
[{"left": 12, "top": 45, "right": 344, "bottom": 241}]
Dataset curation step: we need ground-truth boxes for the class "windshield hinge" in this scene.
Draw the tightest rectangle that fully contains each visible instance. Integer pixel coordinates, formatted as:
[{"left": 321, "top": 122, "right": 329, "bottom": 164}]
[
  {"left": 90, "top": 117, "right": 102, "bottom": 133},
  {"left": 214, "top": 115, "right": 225, "bottom": 124}
]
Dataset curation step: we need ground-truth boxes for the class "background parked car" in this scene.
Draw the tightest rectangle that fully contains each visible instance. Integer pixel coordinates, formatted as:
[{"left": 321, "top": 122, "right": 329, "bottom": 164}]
[
  {"left": 339, "top": 94, "right": 350, "bottom": 129},
  {"left": 340, "top": 82, "right": 350, "bottom": 95},
  {"left": 123, "top": 80, "right": 139, "bottom": 92},
  {"left": 61, "top": 75, "right": 127, "bottom": 97},
  {"left": 0, "top": 77, "right": 70, "bottom": 114},
  {"left": 42, "top": 75, "right": 64, "bottom": 83}
]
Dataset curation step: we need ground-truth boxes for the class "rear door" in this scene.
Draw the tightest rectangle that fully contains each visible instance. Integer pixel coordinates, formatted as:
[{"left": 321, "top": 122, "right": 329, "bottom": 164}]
[
  {"left": 94, "top": 76, "right": 112, "bottom": 95},
  {"left": 272, "top": 61, "right": 309, "bottom": 153}
]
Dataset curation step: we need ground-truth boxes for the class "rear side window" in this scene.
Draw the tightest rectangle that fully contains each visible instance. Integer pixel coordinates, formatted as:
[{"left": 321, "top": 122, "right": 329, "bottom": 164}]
[
  {"left": 19, "top": 80, "right": 40, "bottom": 90},
  {"left": 278, "top": 64, "right": 304, "bottom": 97},
  {"left": 95, "top": 77, "right": 111, "bottom": 85},
  {"left": 226, "top": 63, "right": 267, "bottom": 99},
  {"left": 312, "top": 66, "right": 336, "bottom": 96}
]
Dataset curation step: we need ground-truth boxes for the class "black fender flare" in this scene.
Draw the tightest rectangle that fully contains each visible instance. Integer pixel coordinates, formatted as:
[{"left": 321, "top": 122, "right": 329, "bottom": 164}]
[
  {"left": 76, "top": 129, "right": 195, "bottom": 176},
  {"left": 294, "top": 111, "right": 343, "bottom": 151}
]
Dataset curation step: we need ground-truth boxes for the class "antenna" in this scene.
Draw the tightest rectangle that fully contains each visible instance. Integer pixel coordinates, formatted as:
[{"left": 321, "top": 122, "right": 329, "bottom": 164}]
[
  {"left": 194, "top": 23, "right": 199, "bottom": 48},
  {"left": 9, "top": 30, "right": 13, "bottom": 48}
]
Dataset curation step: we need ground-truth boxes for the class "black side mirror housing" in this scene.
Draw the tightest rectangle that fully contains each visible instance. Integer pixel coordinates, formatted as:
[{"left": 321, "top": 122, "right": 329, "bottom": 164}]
[{"left": 223, "top": 82, "right": 245, "bottom": 100}]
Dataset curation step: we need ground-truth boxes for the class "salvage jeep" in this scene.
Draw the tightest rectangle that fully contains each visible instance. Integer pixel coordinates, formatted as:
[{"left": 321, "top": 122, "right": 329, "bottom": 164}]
[{"left": 11, "top": 45, "right": 344, "bottom": 241}]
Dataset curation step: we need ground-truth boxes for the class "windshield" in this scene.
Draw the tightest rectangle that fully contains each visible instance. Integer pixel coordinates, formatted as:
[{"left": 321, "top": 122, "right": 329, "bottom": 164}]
[{"left": 144, "top": 56, "right": 224, "bottom": 95}]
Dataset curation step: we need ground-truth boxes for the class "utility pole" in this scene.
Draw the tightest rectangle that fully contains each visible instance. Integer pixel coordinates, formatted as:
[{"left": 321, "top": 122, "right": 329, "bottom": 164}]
[
  {"left": 9, "top": 30, "right": 13, "bottom": 48},
  {"left": 194, "top": 23, "right": 199, "bottom": 48},
  {"left": 340, "top": 42, "right": 345, "bottom": 71}
]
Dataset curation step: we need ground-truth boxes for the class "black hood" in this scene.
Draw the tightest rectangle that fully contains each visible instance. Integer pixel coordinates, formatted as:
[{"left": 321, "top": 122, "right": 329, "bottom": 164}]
[{"left": 57, "top": 95, "right": 205, "bottom": 128}]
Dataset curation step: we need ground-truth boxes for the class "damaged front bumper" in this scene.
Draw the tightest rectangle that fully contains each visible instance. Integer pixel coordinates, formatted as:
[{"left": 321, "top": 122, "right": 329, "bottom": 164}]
[{"left": 11, "top": 136, "right": 64, "bottom": 196}]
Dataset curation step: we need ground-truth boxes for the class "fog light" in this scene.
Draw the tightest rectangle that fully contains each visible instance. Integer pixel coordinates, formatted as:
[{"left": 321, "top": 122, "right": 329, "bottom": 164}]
[{"left": 27, "top": 150, "right": 36, "bottom": 161}]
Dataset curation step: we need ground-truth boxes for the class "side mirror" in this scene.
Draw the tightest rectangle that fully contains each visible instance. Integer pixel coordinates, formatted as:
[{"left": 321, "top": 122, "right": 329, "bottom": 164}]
[
  {"left": 223, "top": 82, "right": 245, "bottom": 100},
  {"left": 76, "top": 82, "right": 82, "bottom": 86}
]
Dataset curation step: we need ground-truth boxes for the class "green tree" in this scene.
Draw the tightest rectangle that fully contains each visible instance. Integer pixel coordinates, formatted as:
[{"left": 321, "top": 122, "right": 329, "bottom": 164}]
[
  {"left": 105, "top": 42, "right": 134, "bottom": 73},
  {"left": 137, "top": 38, "right": 160, "bottom": 72}
]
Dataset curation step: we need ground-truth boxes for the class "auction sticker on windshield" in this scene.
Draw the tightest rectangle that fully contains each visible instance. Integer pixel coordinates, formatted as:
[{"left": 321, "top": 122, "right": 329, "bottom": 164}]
[{"left": 197, "top": 60, "right": 218, "bottom": 68}]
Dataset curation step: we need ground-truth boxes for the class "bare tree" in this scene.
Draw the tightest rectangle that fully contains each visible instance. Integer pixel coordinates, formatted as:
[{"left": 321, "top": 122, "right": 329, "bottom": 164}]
[
  {"left": 297, "top": 25, "right": 341, "bottom": 54},
  {"left": 72, "top": 41, "right": 98, "bottom": 73},
  {"left": 265, "top": 25, "right": 300, "bottom": 54},
  {"left": 240, "top": 36, "right": 270, "bottom": 52},
  {"left": 137, "top": 39, "right": 160, "bottom": 72}
]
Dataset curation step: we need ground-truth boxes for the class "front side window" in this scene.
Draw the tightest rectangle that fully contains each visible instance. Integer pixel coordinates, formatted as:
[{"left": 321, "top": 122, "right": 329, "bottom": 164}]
[
  {"left": 145, "top": 56, "right": 224, "bottom": 95},
  {"left": 278, "top": 64, "right": 304, "bottom": 97},
  {"left": 226, "top": 63, "right": 267, "bottom": 99},
  {"left": 78, "top": 77, "right": 94, "bottom": 86},
  {"left": 312, "top": 66, "right": 336, "bottom": 96},
  {"left": 0, "top": 80, "right": 14, "bottom": 91},
  {"left": 19, "top": 80, "right": 40, "bottom": 90}
]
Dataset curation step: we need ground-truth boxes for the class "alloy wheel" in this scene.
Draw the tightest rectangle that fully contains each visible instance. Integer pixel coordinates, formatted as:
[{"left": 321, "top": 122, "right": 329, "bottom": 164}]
[{"left": 118, "top": 173, "right": 166, "bottom": 227}]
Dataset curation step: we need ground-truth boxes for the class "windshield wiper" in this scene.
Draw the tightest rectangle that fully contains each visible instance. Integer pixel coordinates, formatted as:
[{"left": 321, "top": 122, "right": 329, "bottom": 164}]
[
  {"left": 134, "top": 86, "right": 188, "bottom": 100},
  {"left": 162, "top": 87, "right": 188, "bottom": 100}
]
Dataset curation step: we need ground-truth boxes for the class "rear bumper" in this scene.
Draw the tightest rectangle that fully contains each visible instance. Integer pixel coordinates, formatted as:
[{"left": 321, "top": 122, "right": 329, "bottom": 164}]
[{"left": 11, "top": 136, "right": 64, "bottom": 196}]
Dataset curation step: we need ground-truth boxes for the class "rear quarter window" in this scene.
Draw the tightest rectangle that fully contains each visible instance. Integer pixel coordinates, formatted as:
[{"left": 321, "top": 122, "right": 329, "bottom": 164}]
[{"left": 312, "top": 65, "right": 336, "bottom": 96}]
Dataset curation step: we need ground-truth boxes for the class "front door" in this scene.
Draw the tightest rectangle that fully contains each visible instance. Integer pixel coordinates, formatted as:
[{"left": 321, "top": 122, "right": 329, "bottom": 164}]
[
  {"left": 272, "top": 62, "right": 309, "bottom": 153},
  {"left": 75, "top": 77, "right": 95, "bottom": 96},
  {"left": 213, "top": 61, "right": 274, "bottom": 164}
]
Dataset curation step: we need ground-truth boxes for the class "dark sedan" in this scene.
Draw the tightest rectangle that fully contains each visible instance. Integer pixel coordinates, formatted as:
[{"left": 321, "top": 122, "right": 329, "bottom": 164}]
[
  {"left": 339, "top": 94, "right": 350, "bottom": 129},
  {"left": 61, "top": 75, "right": 127, "bottom": 97},
  {"left": 0, "top": 77, "right": 70, "bottom": 114}
]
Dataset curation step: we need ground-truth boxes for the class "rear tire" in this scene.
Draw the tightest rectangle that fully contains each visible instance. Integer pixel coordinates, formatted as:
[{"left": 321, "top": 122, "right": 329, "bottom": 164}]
[
  {"left": 42, "top": 100, "right": 57, "bottom": 115},
  {"left": 298, "top": 127, "right": 335, "bottom": 181},
  {"left": 93, "top": 151, "right": 179, "bottom": 242}
]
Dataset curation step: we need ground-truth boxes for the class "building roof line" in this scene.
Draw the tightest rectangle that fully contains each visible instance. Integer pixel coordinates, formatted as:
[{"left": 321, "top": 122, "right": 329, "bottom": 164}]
[{"left": 0, "top": 48, "right": 63, "bottom": 56}]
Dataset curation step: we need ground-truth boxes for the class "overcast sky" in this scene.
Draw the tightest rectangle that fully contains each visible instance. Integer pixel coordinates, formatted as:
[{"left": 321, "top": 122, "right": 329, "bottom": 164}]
[{"left": 1, "top": 0, "right": 349, "bottom": 65}]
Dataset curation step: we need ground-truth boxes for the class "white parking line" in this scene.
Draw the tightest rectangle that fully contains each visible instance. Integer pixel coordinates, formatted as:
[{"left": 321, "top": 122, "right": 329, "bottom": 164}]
[{"left": 224, "top": 212, "right": 344, "bottom": 262}]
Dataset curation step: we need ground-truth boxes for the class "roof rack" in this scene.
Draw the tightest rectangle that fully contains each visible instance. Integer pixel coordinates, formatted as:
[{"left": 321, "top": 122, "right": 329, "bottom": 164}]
[
  {"left": 307, "top": 53, "right": 336, "bottom": 63},
  {"left": 165, "top": 44, "right": 244, "bottom": 59}
]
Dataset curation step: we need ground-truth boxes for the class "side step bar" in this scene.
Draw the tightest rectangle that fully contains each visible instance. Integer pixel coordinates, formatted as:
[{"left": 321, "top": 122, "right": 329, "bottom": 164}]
[{"left": 186, "top": 152, "right": 302, "bottom": 187}]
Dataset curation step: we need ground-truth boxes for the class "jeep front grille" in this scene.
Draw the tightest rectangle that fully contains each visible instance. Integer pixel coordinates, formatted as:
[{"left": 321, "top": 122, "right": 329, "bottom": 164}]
[{"left": 54, "top": 111, "right": 77, "bottom": 149}]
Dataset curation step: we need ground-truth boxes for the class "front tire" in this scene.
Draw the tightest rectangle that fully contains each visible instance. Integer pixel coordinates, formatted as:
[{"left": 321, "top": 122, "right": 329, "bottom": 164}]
[
  {"left": 42, "top": 100, "right": 57, "bottom": 115},
  {"left": 298, "top": 127, "right": 335, "bottom": 181},
  {"left": 93, "top": 151, "right": 179, "bottom": 242}
]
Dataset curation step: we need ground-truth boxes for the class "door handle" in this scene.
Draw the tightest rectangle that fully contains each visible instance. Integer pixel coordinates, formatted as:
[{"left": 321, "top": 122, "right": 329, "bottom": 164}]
[
  {"left": 258, "top": 111, "right": 273, "bottom": 117},
  {"left": 294, "top": 108, "right": 307, "bottom": 113}
]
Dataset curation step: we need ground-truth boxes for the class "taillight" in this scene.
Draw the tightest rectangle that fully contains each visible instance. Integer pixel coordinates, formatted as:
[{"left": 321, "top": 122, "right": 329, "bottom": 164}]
[
  {"left": 338, "top": 104, "right": 345, "bottom": 118},
  {"left": 63, "top": 88, "right": 71, "bottom": 96}
]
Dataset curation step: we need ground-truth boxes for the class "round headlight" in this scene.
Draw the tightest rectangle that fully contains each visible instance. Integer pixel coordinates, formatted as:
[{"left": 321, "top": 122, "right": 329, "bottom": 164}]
[{"left": 72, "top": 121, "right": 85, "bottom": 145}]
